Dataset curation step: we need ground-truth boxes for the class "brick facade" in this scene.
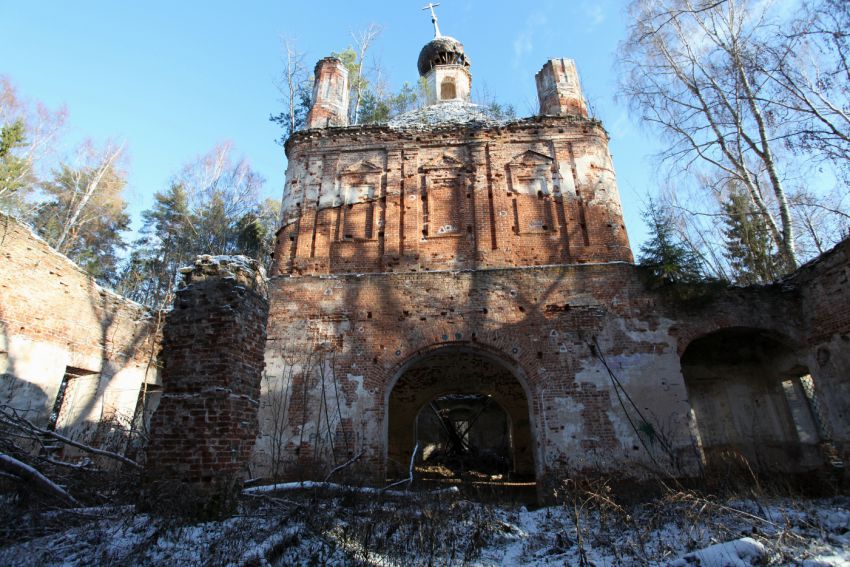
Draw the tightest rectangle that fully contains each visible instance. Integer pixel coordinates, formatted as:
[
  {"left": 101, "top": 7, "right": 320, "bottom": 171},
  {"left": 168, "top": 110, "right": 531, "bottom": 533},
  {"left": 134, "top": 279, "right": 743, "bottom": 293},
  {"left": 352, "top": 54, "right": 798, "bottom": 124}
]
[{"left": 272, "top": 116, "right": 632, "bottom": 277}]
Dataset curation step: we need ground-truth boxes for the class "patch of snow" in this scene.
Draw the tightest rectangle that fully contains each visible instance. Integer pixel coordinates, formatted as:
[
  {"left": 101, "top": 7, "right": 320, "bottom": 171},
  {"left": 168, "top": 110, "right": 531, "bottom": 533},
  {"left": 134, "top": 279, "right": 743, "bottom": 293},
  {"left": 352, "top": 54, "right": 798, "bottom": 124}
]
[
  {"left": 388, "top": 101, "right": 509, "bottom": 129},
  {"left": 669, "top": 537, "right": 766, "bottom": 567},
  {"left": 179, "top": 254, "right": 264, "bottom": 278},
  {"left": 2, "top": 494, "right": 849, "bottom": 566},
  {"left": 803, "top": 556, "right": 850, "bottom": 567},
  {"left": 243, "top": 480, "right": 460, "bottom": 498},
  {"left": 211, "top": 254, "right": 262, "bottom": 275}
]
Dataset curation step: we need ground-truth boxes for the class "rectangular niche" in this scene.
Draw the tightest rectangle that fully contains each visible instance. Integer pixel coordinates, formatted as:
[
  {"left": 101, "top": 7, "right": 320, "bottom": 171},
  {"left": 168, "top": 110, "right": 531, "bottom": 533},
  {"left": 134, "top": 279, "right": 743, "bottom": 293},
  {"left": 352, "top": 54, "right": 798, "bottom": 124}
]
[
  {"left": 508, "top": 150, "right": 559, "bottom": 234},
  {"left": 425, "top": 176, "right": 463, "bottom": 237},
  {"left": 337, "top": 160, "right": 382, "bottom": 242}
]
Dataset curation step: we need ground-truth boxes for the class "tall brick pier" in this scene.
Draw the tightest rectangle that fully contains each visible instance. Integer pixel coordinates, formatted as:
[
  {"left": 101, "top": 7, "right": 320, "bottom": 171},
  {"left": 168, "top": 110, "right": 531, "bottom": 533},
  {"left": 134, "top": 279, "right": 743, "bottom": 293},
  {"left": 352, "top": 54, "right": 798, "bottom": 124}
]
[{"left": 143, "top": 255, "right": 268, "bottom": 517}]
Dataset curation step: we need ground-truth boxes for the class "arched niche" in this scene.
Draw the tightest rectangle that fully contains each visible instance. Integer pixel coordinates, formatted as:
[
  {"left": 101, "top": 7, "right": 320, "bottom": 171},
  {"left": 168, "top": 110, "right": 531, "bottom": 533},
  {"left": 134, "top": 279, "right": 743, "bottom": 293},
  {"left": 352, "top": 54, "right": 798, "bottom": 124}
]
[
  {"left": 681, "top": 327, "right": 827, "bottom": 474},
  {"left": 440, "top": 77, "right": 457, "bottom": 100}
]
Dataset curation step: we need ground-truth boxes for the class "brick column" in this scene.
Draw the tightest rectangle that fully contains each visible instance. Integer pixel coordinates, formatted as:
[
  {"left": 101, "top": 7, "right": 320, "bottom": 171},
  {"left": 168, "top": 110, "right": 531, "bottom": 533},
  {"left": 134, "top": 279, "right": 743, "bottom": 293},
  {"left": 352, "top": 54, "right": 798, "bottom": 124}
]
[{"left": 142, "top": 255, "right": 268, "bottom": 518}]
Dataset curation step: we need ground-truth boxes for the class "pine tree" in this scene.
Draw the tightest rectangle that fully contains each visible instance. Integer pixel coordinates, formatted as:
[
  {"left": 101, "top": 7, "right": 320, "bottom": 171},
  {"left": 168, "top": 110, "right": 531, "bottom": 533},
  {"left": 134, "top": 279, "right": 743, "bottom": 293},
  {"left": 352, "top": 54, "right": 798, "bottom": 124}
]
[
  {"left": 0, "top": 119, "right": 29, "bottom": 198},
  {"left": 722, "top": 189, "right": 783, "bottom": 285},
  {"left": 638, "top": 198, "right": 704, "bottom": 285},
  {"left": 119, "top": 146, "right": 270, "bottom": 307},
  {"left": 34, "top": 162, "right": 130, "bottom": 285},
  {"left": 120, "top": 183, "right": 195, "bottom": 307}
]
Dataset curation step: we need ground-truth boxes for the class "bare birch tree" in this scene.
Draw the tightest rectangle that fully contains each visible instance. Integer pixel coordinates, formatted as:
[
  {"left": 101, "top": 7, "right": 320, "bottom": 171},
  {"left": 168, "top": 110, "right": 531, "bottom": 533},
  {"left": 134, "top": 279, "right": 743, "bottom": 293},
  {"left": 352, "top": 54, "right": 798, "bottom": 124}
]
[
  {"left": 767, "top": 0, "right": 850, "bottom": 176},
  {"left": 0, "top": 76, "right": 67, "bottom": 214},
  {"left": 620, "top": 0, "right": 850, "bottom": 274},
  {"left": 173, "top": 142, "right": 264, "bottom": 254},
  {"left": 620, "top": 0, "right": 799, "bottom": 269},
  {"left": 48, "top": 140, "right": 126, "bottom": 253},
  {"left": 349, "top": 24, "right": 382, "bottom": 125},
  {"left": 33, "top": 140, "right": 130, "bottom": 283},
  {"left": 269, "top": 37, "right": 311, "bottom": 144}
]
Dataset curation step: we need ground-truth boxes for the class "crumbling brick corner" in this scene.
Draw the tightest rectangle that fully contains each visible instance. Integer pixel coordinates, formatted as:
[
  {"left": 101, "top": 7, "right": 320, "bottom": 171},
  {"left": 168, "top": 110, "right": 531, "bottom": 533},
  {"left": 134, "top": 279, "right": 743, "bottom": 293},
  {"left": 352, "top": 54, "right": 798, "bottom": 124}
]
[{"left": 140, "top": 255, "right": 269, "bottom": 519}]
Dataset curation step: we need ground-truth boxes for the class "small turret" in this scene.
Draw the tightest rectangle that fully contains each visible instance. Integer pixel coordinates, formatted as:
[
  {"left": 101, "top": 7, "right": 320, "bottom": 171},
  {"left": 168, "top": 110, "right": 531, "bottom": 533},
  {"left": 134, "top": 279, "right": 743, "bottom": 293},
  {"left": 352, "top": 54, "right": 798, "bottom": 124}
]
[
  {"left": 306, "top": 57, "right": 350, "bottom": 129},
  {"left": 418, "top": 36, "right": 472, "bottom": 105},
  {"left": 535, "top": 59, "right": 588, "bottom": 118},
  {"left": 417, "top": 4, "right": 472, "bottom": 106}
]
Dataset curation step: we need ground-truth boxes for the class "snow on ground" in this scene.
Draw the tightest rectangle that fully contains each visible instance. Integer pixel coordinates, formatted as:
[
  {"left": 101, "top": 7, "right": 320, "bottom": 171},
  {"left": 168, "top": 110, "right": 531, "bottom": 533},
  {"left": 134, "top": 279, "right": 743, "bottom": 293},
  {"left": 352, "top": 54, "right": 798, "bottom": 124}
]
[{"left": 1, "top": 491, "right": 848, "bottom": 566}]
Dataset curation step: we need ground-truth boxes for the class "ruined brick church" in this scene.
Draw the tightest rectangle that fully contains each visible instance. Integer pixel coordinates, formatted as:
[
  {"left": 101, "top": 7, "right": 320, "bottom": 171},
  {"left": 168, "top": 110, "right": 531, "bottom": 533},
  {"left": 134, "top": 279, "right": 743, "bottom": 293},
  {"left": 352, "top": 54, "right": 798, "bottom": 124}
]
[
  {"left": 254, "top": 21, "right": 850, "bottom": 485},
  {"left": 1, "top": 16, "right": 849, "bottom": 496}
]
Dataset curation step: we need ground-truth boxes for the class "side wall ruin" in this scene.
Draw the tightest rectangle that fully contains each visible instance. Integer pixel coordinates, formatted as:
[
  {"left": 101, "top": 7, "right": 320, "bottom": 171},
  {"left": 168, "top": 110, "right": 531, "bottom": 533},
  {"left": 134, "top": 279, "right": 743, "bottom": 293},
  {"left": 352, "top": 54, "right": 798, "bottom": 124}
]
[
  {"left": 799, "top": 239, "right": 850, "bottom": 459},
  {"left": 0, "top": 215, "right": 159, "bottom": 447}
]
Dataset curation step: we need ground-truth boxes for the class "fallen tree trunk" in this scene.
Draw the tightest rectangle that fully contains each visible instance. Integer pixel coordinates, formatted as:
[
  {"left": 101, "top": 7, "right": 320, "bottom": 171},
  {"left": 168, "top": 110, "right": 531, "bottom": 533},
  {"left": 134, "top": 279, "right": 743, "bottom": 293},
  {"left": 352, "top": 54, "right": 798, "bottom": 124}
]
[
  {"left": 0, "top": 452, "right": 80, "bottom": 507},
  {"left": 0, "top": 407, "right": 141, "bottom": 470},
  {"left": 243, "top": 480, "right": 458, "bottom": 498}
]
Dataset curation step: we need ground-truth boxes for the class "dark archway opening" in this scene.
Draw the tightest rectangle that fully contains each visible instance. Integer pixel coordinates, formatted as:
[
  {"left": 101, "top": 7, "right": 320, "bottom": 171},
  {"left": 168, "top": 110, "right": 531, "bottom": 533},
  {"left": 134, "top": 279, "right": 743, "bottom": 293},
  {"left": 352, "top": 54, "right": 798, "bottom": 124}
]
[
  {"left": 416, "top": 393, "right": 512, "bottom": 478},
  {"left": 387, "top": 347, "right": 534, "bottom": 484},
  {"left": 681, "top": 327, "right": 829, "bottom": 478}
]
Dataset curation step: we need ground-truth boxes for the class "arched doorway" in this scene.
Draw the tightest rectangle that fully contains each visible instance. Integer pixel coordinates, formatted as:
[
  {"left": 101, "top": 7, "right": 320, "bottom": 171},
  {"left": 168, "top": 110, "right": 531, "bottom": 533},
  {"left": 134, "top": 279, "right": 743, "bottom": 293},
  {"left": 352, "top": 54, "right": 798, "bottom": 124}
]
[
  {"left": 681, "top": 327, "right": 827, "bottom": 474},
  {"left": 386, "top": 345, "right": 535, "bottom": 481}
]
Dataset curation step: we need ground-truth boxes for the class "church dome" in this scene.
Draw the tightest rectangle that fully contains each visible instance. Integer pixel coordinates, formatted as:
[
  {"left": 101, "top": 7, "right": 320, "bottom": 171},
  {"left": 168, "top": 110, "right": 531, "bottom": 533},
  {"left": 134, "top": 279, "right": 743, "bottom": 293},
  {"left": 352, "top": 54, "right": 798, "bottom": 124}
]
[{"left": 417, "top": 36, "right": 470, "bottom": 76}]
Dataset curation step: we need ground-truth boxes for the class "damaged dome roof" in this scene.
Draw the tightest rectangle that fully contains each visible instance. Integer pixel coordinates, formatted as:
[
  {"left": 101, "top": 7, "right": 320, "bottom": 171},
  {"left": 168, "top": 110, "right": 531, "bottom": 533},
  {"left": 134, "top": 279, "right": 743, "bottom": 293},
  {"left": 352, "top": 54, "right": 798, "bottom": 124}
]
[{"left": 417, "top": 36, "right": 470, "bottom": 76}]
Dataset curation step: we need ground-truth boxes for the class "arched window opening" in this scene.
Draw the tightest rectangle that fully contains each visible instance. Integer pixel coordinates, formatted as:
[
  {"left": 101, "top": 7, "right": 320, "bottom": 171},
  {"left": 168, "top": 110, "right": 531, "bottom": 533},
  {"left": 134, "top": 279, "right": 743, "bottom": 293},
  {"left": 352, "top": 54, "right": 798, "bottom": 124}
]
[
  {"left": 681, "top": 327, "right": 830, "bottom": 478},
  {"left": 440, "top": 78, "right": 457, "bottom": 100}
]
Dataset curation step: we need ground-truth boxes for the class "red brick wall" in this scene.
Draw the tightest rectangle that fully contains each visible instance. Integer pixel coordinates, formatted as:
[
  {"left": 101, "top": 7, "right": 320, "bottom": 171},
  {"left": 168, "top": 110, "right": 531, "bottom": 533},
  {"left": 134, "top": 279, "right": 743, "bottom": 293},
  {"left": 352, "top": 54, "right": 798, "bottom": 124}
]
[
  {"left": 259, "top": 244, "right": 850, "bottom": 485},
  {"left": 0, "top": 214, "right": 158, "bottom": 429},
  {"left": 272, "top": 117, "right": 633, "bottom": 277}
]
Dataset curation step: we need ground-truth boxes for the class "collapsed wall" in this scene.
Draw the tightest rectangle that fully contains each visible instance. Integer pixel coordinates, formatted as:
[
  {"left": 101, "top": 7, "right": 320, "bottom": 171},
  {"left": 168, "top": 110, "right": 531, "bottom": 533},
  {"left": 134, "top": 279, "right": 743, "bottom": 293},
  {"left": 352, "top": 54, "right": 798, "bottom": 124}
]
[
  {"left": 0, "top": 214, "right": 159, "bottom": 449},
  {"left": 797, "top": 239, "right": 850, "bottom": 463}
]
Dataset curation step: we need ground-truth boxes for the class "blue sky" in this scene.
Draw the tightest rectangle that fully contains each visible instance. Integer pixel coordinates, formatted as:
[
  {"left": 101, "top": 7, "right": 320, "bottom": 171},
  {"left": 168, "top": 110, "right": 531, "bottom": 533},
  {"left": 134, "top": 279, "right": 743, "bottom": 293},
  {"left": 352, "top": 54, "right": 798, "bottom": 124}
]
[{"left": 2, "top": 0, "right": 661, "bottom": 249}]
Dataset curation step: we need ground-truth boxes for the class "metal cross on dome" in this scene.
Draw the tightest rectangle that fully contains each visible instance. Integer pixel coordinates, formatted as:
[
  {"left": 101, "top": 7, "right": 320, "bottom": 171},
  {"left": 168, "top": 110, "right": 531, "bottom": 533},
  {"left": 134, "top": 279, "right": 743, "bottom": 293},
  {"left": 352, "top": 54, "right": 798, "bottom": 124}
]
[{"left": 422, "top": 2, "right": 442, "bottom": 38}]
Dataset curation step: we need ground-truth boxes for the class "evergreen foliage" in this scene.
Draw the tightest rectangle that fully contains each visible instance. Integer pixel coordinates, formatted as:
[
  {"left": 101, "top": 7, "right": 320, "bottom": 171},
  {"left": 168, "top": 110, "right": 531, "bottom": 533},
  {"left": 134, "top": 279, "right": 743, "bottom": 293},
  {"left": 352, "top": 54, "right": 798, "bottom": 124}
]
[
  {"left": 34, "top": 163, "right": 130, "bottom": 285},
  {"left": 268, "top": 83, "right": 312, "bottom": 146},
  {"left": 638, "top": 198, "right": 705, "bottom": 285},
  {"left": 484, "top": 101, "right": 516, "bottom": 121},
  {"left": 722, "top": 188, "right": 783, "bottom": 285},
  {"left": 0, "top": 119, "right": 28, "bottom": 195},
  {"left": 358, "top": 82, "right": 425, "bottom": 124},
  {"left": 118, "top": 147, "right": 275, "bottom": 308}
]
